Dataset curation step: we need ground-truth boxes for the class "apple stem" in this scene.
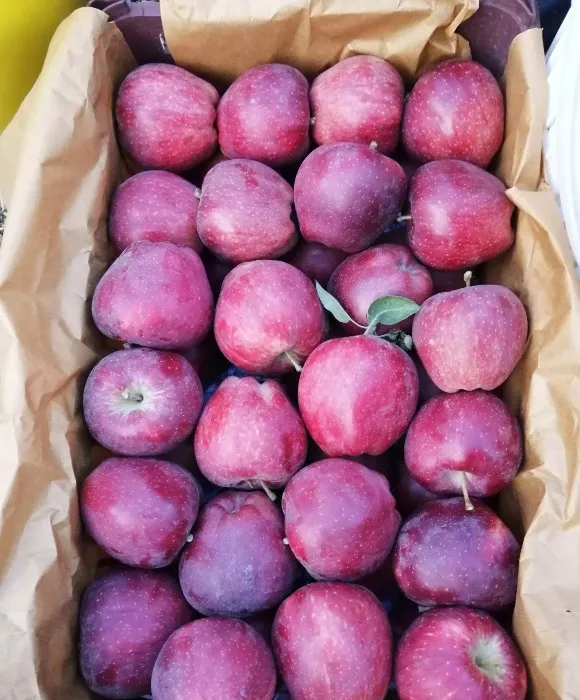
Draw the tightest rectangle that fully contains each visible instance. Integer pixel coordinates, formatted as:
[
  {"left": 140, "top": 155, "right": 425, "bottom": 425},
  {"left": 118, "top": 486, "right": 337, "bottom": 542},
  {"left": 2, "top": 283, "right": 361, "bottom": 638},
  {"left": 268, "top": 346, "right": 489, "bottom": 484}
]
[
  {"left": 397, "top": 214, "right": 412, "bottom": 222},
  {"left": 370, "top": 141, "right": 378, "bottom": 150},
  {"left": 121, "top": 389, "right": 143, "bottom": 403},
  {"left": 459, "top": 472, "right": 475, "bottom": 512},
  {"left": 464, "top": 270, "right": 473, "bottom": 287},
  {"left": 260, "top": 481, "right": 277, "bottom": 501},
  {"left": 284, "top": 351, "right": 303, "bottom": 373},
  {"left": 186, "top": 533, "right": 193, "bottom": 543},
  {"left": 194, "top": 187, "right": 202, "bottom": 200},
  {"left": 310, "top": 116, "right": 316, "bottom": 126},
  {"left": 282, "top": 537, "right": 289, "bottom": 545}
]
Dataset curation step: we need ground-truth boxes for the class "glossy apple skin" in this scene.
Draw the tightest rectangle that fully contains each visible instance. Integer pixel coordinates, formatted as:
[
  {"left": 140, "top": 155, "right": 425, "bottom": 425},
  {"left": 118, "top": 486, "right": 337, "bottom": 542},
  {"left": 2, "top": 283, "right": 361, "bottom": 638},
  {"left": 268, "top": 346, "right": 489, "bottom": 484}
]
[
  {"left": 395, "top": 607, "right": 527, "bottom": 700},
  {"left": 298, "top": 336, "right": 419, "bottom": 456},
  {"left": 214, "top": 260, "right": 326, "bottom": 374},
  {"left": 282, "top": 458, "right": 400, "bottom": 580},
  {"left": 217, "top": 64, "right": 310, "bottom": 167},
  {"left": 284, "top": 241, "right": 348, "bottom": 286},
  {"left": 79, "top": 569, "right": 192, "bottom": 700},
  {"left": 151, "top": 618, "right": 276, "bottom": 700},
  {"left": 294, "top": 143, "right": 407, "bottom": 253},
  {"left": 116, "top": 64, "right": 218, "bottom": 172},
  {"left": 412, "top": 285, "right": 528, "bottom": 392},
  {"left": 311, "top": 55, "right": 404, "bottom": 154},
  {"left": 197, "top": 159, "right": 297, "bottom": 263},
  {"left": 393, "top": 498, "right": 520, "bottom": 609},
  {"left": 402, "top": 59, "right": 505, "bottom": 168},
  {"left": 408, "top": 160, "right": 514, "bottom": 270}
]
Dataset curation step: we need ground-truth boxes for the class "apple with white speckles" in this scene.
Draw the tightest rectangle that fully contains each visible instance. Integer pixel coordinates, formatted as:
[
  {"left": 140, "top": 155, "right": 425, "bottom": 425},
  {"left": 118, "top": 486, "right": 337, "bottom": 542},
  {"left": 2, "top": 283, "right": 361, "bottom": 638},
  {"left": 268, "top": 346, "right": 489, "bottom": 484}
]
[
  {"left": 412, "top": 285, "right": 528, "bottom": 392},
  {"left": 282, "top": 458, "right": 400, "bottom": 580},
  {"left": 294, "top": 143, "right": 407, "bottom": 253},
  {"left": 83, "top": 348, "right": 203, "bottom": 456},
  {"left": 284, "top": 240, "right": 348, "bottom": 285},
  {"left": 393, "top": 498, "right": 520, "bottom": 609},
  {"left": 214, "top": 260, "right": 326, "bottom": 374},
  {"left": 79, "top": 568, "right": 192, "bottom": 699},
  {"left": 151, "top": 617, "right": 276, "bottom": 700},
  {"left": 218, "top": 64, "right": 310, "bottom": 167},
  {"left": 92, "top": 241, "right": 213, "bottom": 350},
  {"left": 395, "top": 607, "right": 527, "bottom": 700},
  {"left": 402, "top": 59, "right": 505, "bottom": 168},
  {"left": 273, "top": 582, "right": 392, "bottom": 700},
  {"left": 116, "top": 64, "right": 219, "bottom": 172},
  {"left": 408, "top": 160, "right": 514, "bottom": 270}
]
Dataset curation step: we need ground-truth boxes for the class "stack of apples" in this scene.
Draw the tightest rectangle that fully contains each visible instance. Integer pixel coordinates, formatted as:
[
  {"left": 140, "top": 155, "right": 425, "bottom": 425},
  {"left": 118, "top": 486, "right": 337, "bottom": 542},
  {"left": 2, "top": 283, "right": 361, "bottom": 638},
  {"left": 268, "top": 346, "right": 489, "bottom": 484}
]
[{"left": 78, "top": 55, "right": 529, "bottom": 700}]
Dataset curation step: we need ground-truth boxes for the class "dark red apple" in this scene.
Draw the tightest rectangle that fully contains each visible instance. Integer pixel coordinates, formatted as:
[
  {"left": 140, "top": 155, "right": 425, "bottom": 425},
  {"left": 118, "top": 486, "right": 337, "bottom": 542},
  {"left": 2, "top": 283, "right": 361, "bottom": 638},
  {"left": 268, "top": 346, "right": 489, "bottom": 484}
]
[
  {"left": 115, "top": 64, "right": 218, "bottom": 172},
  {"left": 298, "top": 336, "right": 418, "bottom": 456},
  {"left": 393, "top": 461, "right": 440, "bottom": 516},
  {"left": 282, "top": 458, "right": 400, "bottom": 580},
  {"left": 393, "top": 498, "right": 520, "bottom": 609},
  {"left": 92, "top": 241, "right": 213, "bottom": 350},
  {"left": 214, "top": 260, "right": 326, "bottom": 374},
  {"left": 218, "top": 64, "right": 310, "bottom": 167},
  {"left": 412, "top": 284, "right": 528, "bottom": 392},
  {"left": 83, "top": 348, "right": 203, "bottom": 456},
  {"left": 294, "top": 143, "right": 407, "bottom": 253},
  {"left": 310, "top": 55, "right": 404, "bottom": 154},
  {"left": 284, "top": 240, "right": 348, "bottom": 286},
  {"left": 151, "top": 618, "right": 276, "bottom": 700},
  {"left": 81, "top": 457, "right": 200, "bottom": 568},
  {"left": 328, "top": 244, "right": 433, "bottom": 333},
  {"left": 402, "top": 59, "right": 505, "bottom": 168},
  {"left": 395, "top": 607, "right": 527, "bottom": 700},
  {"left": 79, "top": 568, "right": 192, "bottom": 699},
  {"left": 179, "top": 490, "right": 297, "bottom": 617},
  {"left": 408, "top": 160, "right": 514, "bottom": 270},
  {"left": 273, "top": 582, "right": 392, "bottom": 700}
]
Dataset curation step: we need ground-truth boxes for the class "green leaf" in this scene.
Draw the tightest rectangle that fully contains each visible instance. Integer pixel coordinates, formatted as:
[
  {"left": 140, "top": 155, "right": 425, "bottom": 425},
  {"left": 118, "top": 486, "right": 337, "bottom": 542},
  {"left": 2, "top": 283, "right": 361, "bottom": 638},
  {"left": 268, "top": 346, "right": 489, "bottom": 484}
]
[
  {"left": 366, "top": 296, "right": 421, "bottom": 332},
  {"left": 315, "top": 281, "right": 356, "bottom": 325}
]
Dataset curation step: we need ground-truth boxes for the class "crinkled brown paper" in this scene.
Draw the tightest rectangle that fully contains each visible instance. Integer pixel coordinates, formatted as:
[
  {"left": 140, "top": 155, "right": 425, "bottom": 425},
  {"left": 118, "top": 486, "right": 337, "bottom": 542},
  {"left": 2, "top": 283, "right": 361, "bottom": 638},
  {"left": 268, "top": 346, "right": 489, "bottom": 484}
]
[{"left": 0, "top": 2, "right": 578, "bottom": 699}]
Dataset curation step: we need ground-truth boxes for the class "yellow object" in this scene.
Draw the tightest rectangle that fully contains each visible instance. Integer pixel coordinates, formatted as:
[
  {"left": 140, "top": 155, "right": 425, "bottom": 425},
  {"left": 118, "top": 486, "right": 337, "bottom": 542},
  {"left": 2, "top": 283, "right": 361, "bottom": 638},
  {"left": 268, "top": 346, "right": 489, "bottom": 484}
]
[{"left": 0, "top": 0, "right": 85, "bottom": 131}]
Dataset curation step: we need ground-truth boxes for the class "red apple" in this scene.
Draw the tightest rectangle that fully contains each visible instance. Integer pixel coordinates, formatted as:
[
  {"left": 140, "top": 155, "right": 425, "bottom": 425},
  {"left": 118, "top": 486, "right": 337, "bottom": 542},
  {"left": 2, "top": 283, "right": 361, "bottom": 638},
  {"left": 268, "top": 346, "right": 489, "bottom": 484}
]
[
  {"left": 311, "top": 55, "right": 404, "bottom": 154},
  {"left": 402, "top": 59, "right": 505, "bottom": 168},
  {"left": 405, "top": 391, "right": 522, "bottom": 499},
  {"left": 282, "top": 458, "right": 400, "bottom": 580},
  {"left": 115, "top": 64, "right": 218, "bottom": 172},
  {"left": 298, "top": 336, "right": 419, "bottom": 456},
  {"left": 151, "top": 618, "right": 276, "bottom": 700},
  {"left": 79, "top": 568, "right": 192, "bottom": 699},
  {"left": 273, "top": 582, "right": 392, "bottom": 700},
  {"left": 408, "top": 160, "right": 514, "bottom": 270},
  {"left": 194, "top": 375, "right": 307, "bottom": 489},
  {"left": 393, "top": 498, "right": 520, "bottom": 609},
  {"left": 109, "top": 171, "right": 203, "bottom": 254},
  {"left": 197, "top": 159, "right": 297, "bottom": 263},
  {"left": 412, "top": 284, "right": 528, "bottom": 392},
  {"left": 92, "top": 241, "right": 213, "bottom": 350},
  {"left": 394, "top": 461, "right": 440, "bottom": 515},
  {"left": 83, "top": 348, "right": 203, "bottom": 456},
  {"left": 214, "top": 260, "right": 326, "bottom": 374},
  {"left": 81, "top": 457, "right": 201, "bottom": 568},
  {"left": 395, "top": 607, "right": 527, "bottom": 700},
  {"left": 294, "top": 143, "right": 407, "bottom": 253},
  {"left": 284, "top": 240, "right": 348, "bottom": 285},
  {"left": 218, "top": 64, "right": 310, "bottom": 167},
  {"left": 179, "top": 491, "right": 297, "bottom": 617},
  {"left": 328, "top": 244, "right": 433, "bottom": 333}
]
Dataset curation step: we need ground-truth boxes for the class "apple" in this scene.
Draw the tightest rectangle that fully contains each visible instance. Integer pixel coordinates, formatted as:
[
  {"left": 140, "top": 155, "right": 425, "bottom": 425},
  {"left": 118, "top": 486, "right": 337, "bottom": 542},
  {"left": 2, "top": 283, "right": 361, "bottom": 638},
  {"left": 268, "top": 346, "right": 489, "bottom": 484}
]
[
  {"left": 310, "top": 55, "right": 404, "bottom": 154},
  {"left": 294, "top": 143, "right": 407, "bottom": 253},
  {"left": 298, "top": 336, "right": 419, "bottom": 456},
  {"left": 115, "top": 64, "right": 218, "bottom": 172},
  {"left": 393, "top": 498, "right": 520, "bottom": 609},
  {"left": 408, "top": 160, "right": 514, "bottom": 270},
  {"left": 92, "top": 241, "right": 213, "bottom": 350},
  {"left": 81, "top": 457, "right": 201, "bottom": 568},
  {"left": 402, "top": 59, "right": 505, "bottom": 168},
  {"left": 79, "top": 568, "right": 192, "bottom": 699},
  {"left": 151, "top": 618, "right": 276, "bottom": 700},
  {"left": 214, "top": 260, "right": 326, "bottom": 374},
  {"left": 284, "top": 241, "right": 348, "bottom": 285},
  {"left": 412, "top": 284, "right": 528, "bottom": 392},
  {"left": 405, "top": 390, "right": 522, "bottom": 501},
  {"left": 194, "top": 375, "right": 307, "bottom": 489},
  {"left": 282, "top": 458, "right": 400, "bottom": 580},
  {"left": 83, "top": 348, "right": 203, "bottom": 456},
  {"left": 273, "top": 582, "right": 392, "bottom": 700},
  {"left": 393, "top": 461, "right": 440, "bottom": 516},
  {"left": 217, "top": 64, "right": 310, "bottom": 167},
  {"left": 327, "top": 244, "right": 433, "bottom": 333},
  {"left": 395, "top": 607, "right": 527, "bottom": 700},
  {"left": 197, "top": 159, "right": 297, "bottom": 263},
  {"left": 179, "top": 490, "right": 298, "bottom": 617}
]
